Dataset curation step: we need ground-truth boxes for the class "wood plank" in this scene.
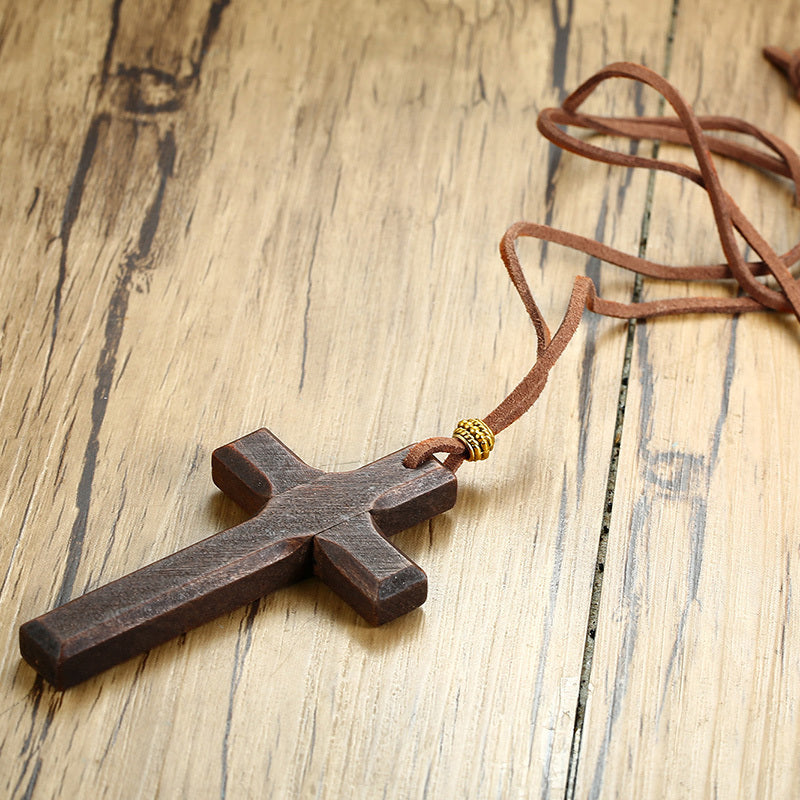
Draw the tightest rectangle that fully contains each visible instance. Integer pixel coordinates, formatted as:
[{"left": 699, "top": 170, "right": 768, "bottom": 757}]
[
  {"left": 575, "top": 2, "right": 800, "bottom": 797},
  {"left": 1, "top": 1, "right": 673, "bottom": 797}
]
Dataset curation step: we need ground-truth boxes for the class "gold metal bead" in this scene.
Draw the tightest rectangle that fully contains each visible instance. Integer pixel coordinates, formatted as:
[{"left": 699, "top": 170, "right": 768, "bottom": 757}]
[{"left": 452, "top": 418, "right": 495, "bottom": 461}]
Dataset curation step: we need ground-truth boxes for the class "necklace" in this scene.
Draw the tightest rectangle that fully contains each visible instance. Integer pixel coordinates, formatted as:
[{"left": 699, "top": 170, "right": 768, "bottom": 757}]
[{"left": 20, "top": 61, "right": 800, "bottom": 689}]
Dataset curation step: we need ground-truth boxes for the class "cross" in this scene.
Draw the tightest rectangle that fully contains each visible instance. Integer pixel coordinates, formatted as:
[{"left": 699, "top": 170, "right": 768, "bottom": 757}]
[{"left": 19, "top": 428, "right": 458, "bottom": 689}]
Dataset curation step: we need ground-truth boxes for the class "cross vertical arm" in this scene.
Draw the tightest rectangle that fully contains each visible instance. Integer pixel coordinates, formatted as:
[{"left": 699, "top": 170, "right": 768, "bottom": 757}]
[{"left": 19, "top": 515, "right": 313, "bottom": 689}]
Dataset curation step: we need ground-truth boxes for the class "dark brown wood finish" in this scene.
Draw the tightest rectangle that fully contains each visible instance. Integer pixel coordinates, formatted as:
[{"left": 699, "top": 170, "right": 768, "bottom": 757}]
[{"left": 19, "top": 429, "right": 457, "bottom": 689}]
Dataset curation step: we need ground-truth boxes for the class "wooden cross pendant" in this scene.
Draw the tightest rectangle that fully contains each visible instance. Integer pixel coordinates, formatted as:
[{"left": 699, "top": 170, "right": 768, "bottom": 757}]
[{"left": 19, "top": 429, "right": 458, "bottom": 689}]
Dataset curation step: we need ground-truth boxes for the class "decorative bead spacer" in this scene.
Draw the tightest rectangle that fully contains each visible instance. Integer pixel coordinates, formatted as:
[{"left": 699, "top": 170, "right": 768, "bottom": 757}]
[{"left": 452, "top": 418, "right": 495, "bottom": 461}]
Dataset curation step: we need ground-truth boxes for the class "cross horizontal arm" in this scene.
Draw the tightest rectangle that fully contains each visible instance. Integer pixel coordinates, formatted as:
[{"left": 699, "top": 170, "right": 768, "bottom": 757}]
[
  {"left": 314, "top": 514, "right": 427, "bottom": 625},
  {"left": 212, "top": 428, "right": 324, "bottom": 513},
  {"left": 19, "top": 517, "right": 313, "bottom": 689}
]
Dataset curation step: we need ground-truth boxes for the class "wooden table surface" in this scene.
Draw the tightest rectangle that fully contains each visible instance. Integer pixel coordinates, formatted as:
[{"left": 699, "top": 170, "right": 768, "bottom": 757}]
[{"left": 2, "top": 1, "right": 799, "bottom": 797}]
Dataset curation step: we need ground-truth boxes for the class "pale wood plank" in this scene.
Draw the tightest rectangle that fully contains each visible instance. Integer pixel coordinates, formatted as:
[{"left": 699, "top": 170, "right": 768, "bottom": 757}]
[
  {"left": 1, "top": 1, "right": 673, "bottom": 798},
  {"left": 576, "top": 2, "right": 800, "bottom": 798}
]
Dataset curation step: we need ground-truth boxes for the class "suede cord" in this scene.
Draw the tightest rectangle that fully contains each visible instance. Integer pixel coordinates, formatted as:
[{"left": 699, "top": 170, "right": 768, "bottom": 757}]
[
  {"left": 404, "top": 59, "right": 800, "bottom": 473},
  {"left": 764, "top": 45, "right": 800, "bottom": 102}
]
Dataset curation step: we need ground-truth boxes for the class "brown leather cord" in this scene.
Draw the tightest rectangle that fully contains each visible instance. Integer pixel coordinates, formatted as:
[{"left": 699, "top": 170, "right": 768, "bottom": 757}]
[
  {"left": 404, "top": 60, "right": 800, "bottom": 472},
  {"left": 764, "top": 45, "right": 800, "bottom": 102}
]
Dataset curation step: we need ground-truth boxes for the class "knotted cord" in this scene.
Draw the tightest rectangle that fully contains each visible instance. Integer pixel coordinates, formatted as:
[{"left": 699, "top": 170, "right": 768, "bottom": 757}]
[{"left": 405, "top": 60, "right": 800, "bottom": 472}]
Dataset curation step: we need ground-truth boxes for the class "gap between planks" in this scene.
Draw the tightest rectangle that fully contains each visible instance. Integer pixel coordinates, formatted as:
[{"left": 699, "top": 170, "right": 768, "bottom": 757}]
[{"left": 564, "top": 0, "right": 681, "bottom": 795}]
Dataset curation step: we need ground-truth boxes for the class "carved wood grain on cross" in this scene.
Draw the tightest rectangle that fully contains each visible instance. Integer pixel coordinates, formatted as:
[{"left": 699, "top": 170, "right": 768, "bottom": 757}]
[{"left": 20, "top": 429, "right": 457, "bottom": 689}]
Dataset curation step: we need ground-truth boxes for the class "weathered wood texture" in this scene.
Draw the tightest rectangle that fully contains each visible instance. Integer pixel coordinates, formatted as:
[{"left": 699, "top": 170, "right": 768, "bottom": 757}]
[
  {"left": 0, "top": 0, "right": 795, "bottom": 798},
  {"left": 576, "top": 2, "right": 800, "bottom": 798}
]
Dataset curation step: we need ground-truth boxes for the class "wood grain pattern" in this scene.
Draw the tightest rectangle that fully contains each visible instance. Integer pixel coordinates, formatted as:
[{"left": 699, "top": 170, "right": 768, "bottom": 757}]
[
  {"left": 574, "top": 2, "right": 800, "bottom": 798},
  {"left": 1, "top": 0, "right": 795, "bottom": 797}
]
